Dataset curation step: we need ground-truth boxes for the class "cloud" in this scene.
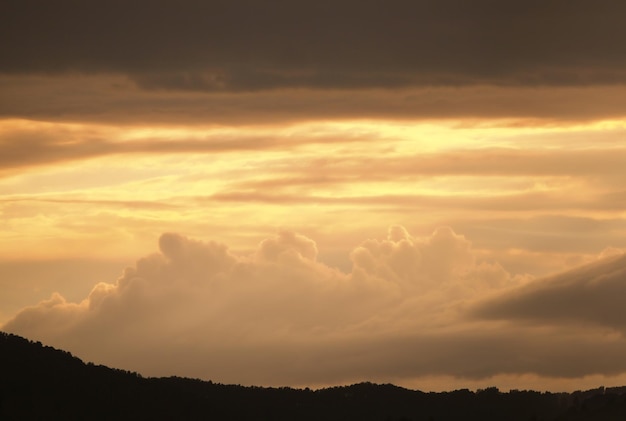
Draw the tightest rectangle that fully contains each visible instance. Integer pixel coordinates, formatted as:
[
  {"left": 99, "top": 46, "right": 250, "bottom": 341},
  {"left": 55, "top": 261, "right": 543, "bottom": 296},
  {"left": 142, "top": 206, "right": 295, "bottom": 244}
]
[
  {"left": 0, "top": 128, "right": 110, "bottom": 171},
  {"left": 0, "top": 257, "right": 127, "bottom": 326},
  {"left": 234, "top": 148, "right": 626, "bottom": 182},
  {"left": 206, "top": 190, "right": 625, "bottom": 215},
  {"left": 472, "top": 252, "right": 626, "bottom": 331},
  {"left": 6, "top": 76, "right": 626, "bottom": 125},
  {"left": 351, "top": 226, "right": 474, "bottom": 286},
  {"left": 10, "top": 227, "right": 626, "bottom": 388},
  {"left": 4, "top": 226, "right": 533, "bottom": 386},
  {"left": 446, "top": 216, "right": 626, "bottom": 256},
  {"left": 2, "top": 1, "right": 626, "bottom": 89},
  {"left": 0, "top": 121, "right": 369, "bottom": 175}
]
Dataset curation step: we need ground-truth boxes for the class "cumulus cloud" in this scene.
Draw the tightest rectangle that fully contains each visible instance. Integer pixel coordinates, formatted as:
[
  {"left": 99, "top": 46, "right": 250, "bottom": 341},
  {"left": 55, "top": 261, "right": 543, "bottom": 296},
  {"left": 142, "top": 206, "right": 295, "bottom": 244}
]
[
  {"left": 351, "top": 226, "right": 474, "bottom": 287},
  {"left": 2, "top": 227, "right": 516, "bottom": 383},
  {"left": 5, "top": 227, "right": 626, "bottom": 387}
]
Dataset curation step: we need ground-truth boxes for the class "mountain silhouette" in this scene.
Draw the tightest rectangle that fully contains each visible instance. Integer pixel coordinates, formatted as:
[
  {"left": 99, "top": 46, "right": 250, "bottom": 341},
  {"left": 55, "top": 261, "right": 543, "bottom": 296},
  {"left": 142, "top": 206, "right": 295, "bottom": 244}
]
[{"left": 2, "top": 331, "right": 626, "bottom": 420}]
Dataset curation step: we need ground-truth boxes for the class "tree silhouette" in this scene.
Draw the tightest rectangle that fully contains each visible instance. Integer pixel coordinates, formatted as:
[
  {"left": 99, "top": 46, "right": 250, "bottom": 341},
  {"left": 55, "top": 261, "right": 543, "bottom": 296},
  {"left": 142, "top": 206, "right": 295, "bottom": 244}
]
[{"left": 2, "top": 331, "right": 626, "bottom": 420}]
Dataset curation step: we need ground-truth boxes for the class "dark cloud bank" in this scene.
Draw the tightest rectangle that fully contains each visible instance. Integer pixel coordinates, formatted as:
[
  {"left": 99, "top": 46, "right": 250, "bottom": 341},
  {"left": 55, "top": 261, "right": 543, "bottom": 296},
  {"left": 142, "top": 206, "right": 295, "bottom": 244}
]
[
  {"left": 2, "top": 0, "right": 626, "bottom": 90},
  {"left": 4, "top": 1, "right": 626, "bottom": 124},
  {"left": 473, "top": 253, "right": 626, "bottom": 331}
]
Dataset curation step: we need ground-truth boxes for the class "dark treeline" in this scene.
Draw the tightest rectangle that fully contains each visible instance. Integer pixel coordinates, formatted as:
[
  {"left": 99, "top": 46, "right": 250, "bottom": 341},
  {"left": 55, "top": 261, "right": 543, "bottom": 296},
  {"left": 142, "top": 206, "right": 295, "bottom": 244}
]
[{"left": 2, "top": 331, "right": 626, "bottom": 420}]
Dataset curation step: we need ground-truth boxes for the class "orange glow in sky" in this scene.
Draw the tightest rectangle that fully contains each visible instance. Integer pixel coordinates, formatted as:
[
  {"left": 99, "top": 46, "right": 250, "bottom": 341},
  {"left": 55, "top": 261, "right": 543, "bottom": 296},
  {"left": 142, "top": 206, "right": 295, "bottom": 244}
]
[{"left": 3, "top": 1, "right": 626, "bottom": 393}]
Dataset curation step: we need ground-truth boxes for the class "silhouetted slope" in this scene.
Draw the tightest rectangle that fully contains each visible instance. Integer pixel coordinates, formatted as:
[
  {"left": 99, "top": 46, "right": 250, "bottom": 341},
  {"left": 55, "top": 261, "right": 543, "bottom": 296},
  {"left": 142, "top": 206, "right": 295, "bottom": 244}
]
[{"left": 2, "top": 331, "right": 626, "bottom": 420}]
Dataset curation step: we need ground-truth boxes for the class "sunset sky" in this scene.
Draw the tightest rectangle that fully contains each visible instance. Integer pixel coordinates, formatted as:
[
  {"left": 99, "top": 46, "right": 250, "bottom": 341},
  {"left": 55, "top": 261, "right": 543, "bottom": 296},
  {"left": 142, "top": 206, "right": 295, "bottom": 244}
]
[{"left": 3, "top": 0, "right": 626, "bottom": 392}]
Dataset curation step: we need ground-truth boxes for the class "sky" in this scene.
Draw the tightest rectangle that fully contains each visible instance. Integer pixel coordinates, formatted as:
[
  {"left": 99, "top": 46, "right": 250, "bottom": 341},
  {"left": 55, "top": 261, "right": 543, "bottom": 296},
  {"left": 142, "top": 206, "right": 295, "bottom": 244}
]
[{"left": 2, "top": 0, "right": 626, "bottom": 392}]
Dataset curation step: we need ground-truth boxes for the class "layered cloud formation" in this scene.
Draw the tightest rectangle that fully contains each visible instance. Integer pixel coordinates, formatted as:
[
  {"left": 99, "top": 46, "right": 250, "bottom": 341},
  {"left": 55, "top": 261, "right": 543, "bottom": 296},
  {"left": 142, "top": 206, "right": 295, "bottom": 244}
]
[
  {"left": 3, "top": 0, "right": 626, "bottom": 393},
  {"left": 5, "top": 227, "right": 626, "bottom": 389},
  {"left": 3, "top": 2, "right": 626, "bottom": 126}
]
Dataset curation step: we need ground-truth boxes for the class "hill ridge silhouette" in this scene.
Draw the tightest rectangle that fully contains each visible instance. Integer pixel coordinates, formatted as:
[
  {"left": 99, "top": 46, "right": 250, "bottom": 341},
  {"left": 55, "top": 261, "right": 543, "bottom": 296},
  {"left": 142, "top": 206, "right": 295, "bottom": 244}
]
[{"left": 2, "top": 331, "right": 626, "bottom": 420}]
